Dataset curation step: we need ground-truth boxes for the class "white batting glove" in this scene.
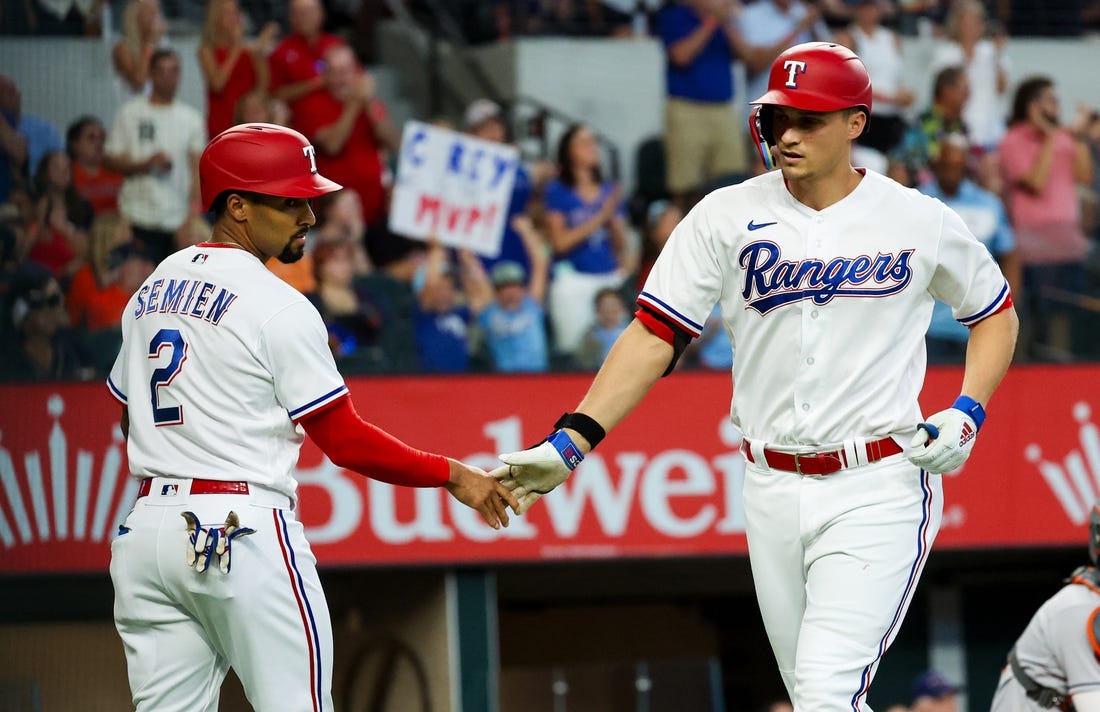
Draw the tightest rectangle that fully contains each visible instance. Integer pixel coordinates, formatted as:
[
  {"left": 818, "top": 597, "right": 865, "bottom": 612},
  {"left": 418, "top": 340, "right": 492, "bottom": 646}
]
[
  {"left": 491, "top": 431, "right": 585, "bottom": 515},
  {"left": 908, "top": 396, "right": 986, "bottom": 474}
]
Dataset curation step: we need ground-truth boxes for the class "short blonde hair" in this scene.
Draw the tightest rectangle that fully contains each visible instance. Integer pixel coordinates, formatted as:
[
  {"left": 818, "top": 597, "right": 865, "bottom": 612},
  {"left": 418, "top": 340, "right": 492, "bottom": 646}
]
[{"left": 88, "top": 212, "right": 128, "bottom": 281}]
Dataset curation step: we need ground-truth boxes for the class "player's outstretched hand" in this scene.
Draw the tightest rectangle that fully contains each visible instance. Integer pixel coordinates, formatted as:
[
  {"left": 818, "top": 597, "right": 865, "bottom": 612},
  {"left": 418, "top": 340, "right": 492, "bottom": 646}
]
[
  {"left": 444, "top": 458, "right": 520, "bottom": 530},
  {"left": 490, "top": 432, "right": 584, "bottom": 515},
  {"left": 907, "top": 407, "right": 978, "bottom": 474}
]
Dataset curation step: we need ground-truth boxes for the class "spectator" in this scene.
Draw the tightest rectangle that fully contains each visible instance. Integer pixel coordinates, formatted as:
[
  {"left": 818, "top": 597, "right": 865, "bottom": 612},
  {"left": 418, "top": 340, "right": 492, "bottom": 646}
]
[
  {"left": 891, "top": 65, "right": 970, "bottom": 187},
  {"left": 66, "top": 212, "right": 153, "bottom": 333},
  {"left": 294, "top": 44, "right": 397, "bottom": 227},
  {"left": 268, "top": 0, "right": 344, "bottom": 126},
  {"left": 543, "top": 122, "right": 631, "bottom": 355},
  {"left": 312, "top": 239, "right": 384, "bottom": 359},
  {"left": 999, "top": 76, "right": 1094, "bottom": 361},
  {"left": 27, "top": 150, "right": 92, "bottom": 279},
  {"left": 910, "top": 670, "right": 959, "bottom": 712},
  {"left": 233, "top": 87, "right": 289, "bottom": 126},
  {"left": 2, "top": 184, "right": 36, "bottom": 261},
  {"left": 636, "top": 198, "right": 681, "bottom": 292},
  {"left": 1075, "top": 104, "right": 1100, "bottom": 239},
  {"left": 464, "top": 98, "right": 542, "bottom": 279},
  {"left": 104, "top": 48, "right": 206, "bottom": 263},
  {"left": 834, "top": 0, "right": 915, "bottom": 167},
  {"left": 737, "top": 0, "right": 826, "bottom": 127},
  {"left": 360, "top": 181, "right": 427, "bottom": 283},
  {"left": 686, "top": 304, "right": 733, "bottom": 370},
  {"left": 575, "top": 286, "right": 630, "bottom": 369},
  {"left": 919, "top": 134, "right": 1020, "bottom": 363},
  {"left": 111, "top": 0, "right": 166, "bottom": 98},
  {"left": 931, "top": 0, "right": 1010, "bottom": 153},
  {"left": 0, "top": 74, "right": 63, "bottom": 183},
  {"left": 32, "top": 0, "right": 103, "bottom": 34},
  {"left": 313, "top": 187, "right": 372, "bottom": 275},
  {"left": 266, "top": 247, "right": 316, "bottom": 294},
  {"left": 0, "top": 77, "right": 28, "bottom": 205},
  {"left": 0, "top": 263, "right": 93, "bottom": 382},
  {"left": 0, "top": 222, "right": 22, "bottom": 340},
  {"left": 657, "top": 0, "right": 747, "bottom": 210},
  {"left": 66, "top": 115, "right": 123, "bottom": 216},
  {"left": 175, "top": 212, "right": 212, "bottom": 247},
  {"left": 468, "top": 215, "right": 551, "bottom": 373},
  {"left": 198, "top": 0, "right": 278, "bottom": 139},
  {"left": 412, "top": 241, "right": 474, "bottom": 373}
]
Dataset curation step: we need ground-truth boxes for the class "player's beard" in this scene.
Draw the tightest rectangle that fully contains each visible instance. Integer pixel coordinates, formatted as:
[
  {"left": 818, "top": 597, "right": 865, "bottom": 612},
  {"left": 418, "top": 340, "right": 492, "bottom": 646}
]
[{"left": 276, "top": 239, "right": 305, "bottom": 264}]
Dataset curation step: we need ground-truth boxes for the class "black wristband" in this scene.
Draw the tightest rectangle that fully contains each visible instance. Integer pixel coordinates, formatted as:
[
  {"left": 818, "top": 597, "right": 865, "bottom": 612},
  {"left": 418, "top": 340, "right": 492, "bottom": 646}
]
[{"left": 553, "top": 412, "right": 606, "bottom": 450}]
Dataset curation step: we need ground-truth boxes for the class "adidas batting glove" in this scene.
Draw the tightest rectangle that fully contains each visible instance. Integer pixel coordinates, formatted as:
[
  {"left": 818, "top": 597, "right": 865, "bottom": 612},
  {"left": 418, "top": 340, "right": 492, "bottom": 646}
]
[{"left": 908, "top": 396, "right": 985, "bottom": 474}]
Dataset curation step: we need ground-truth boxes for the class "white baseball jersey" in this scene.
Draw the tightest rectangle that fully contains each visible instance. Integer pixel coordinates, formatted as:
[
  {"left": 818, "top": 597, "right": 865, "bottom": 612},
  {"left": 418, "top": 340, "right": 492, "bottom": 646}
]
[
  {"left": 108, "top": 243, "right": 348, "bottom": 499},
  {"left": 992, "top": 577, "right": 1100, "bottom": 710},
  {"left": 639, "top": 169, "right": 1009, "bottom": 446}
]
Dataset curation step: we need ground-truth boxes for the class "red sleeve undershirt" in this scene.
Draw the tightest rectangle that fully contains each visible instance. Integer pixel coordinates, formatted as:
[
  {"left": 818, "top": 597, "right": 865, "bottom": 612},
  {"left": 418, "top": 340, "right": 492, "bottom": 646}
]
[
  {"left": 635, "top": 307, "right": 676, "bottom": 345},
  {"left": 297, "top": 396, "right": 450, "bottom": 488},
  {"left": 968, "top": 292, "right": 1014, "bottom": 329}
]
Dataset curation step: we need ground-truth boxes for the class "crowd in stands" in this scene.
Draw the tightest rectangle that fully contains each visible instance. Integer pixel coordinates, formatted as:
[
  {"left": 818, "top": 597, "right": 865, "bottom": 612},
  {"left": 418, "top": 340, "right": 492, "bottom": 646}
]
[{"left": 1, "top": 0, "right": 1099, "bottom": 383}]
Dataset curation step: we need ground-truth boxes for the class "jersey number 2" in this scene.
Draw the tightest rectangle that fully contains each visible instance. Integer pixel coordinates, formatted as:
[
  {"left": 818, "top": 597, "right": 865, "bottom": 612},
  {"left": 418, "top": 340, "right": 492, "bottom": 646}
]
[{"left": 149, "top": 328, "right": 188, "bottom": 426}]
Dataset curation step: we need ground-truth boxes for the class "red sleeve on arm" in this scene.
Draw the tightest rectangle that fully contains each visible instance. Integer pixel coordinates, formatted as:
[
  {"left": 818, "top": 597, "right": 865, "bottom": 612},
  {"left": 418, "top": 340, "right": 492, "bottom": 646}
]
[
  {"left": 967, "top": 292, "right": 1014, "bottom": 329},
  {"left": 297, "top": 396, "right": 450, "bottom": 488},
  {"left": 635, "top": 307, "right": 676, "bottom": 345}
]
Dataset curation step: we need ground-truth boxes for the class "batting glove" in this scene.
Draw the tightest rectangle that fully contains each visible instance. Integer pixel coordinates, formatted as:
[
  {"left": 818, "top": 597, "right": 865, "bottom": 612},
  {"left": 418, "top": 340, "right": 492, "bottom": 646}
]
[
  {"left": 491, "top": 430, "right": 584, "bottom": 515},
  {"left": 908, "top": 395, "right": 986, "bottom": 474}
]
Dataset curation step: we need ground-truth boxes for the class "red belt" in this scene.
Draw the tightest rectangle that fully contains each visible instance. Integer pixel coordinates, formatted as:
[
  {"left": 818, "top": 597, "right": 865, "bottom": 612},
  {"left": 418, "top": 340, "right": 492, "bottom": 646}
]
[
  {"left": 137, "top": 478, "right": 250, "bottom": 497},
  {"left": 743, "top": 437, "right": 903, "bottom": 475}
]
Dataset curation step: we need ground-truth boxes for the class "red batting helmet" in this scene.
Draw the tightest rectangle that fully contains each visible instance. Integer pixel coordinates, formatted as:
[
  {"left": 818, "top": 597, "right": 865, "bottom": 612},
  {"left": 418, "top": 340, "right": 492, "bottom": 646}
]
[
  {"left": 748, "top": 42, "right": 873, "bottom": 169},
  {"left": 199, "top": 123, "right": 343, "bottom": 211}
]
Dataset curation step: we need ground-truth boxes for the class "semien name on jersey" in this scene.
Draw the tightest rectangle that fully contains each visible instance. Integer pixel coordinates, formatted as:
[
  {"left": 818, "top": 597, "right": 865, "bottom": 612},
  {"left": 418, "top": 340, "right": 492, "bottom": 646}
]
[{"left": 133, "top": 277, "right": 239, "bottom": 324}]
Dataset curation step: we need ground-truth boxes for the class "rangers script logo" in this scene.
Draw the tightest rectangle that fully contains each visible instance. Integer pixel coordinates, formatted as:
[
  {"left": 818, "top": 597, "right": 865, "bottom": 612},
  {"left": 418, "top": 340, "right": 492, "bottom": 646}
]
[{"left": 739, "top": 241, "right": 915, "bottom": 315}]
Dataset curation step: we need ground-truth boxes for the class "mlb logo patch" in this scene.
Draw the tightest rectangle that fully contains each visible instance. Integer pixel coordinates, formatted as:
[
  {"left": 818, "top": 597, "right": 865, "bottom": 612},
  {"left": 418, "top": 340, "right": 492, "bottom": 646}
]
[
  {"left": 192, "top": 253, "right": 208, "bottom": 264},
  {"left": 160, "top": 484, "right": 180, "bottom": 497}
]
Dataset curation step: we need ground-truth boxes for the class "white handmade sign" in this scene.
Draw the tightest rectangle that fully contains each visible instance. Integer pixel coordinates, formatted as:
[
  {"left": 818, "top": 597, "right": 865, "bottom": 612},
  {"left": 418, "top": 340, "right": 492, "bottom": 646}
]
[{"left": 389, "top": 120, "right": 519, "bottom": 258}]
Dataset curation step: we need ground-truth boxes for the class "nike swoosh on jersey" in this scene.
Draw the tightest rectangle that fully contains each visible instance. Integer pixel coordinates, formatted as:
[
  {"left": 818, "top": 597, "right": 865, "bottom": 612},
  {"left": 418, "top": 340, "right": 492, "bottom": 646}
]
[{"left": 747, "top": 220, "right": 778, "bottom": 231}]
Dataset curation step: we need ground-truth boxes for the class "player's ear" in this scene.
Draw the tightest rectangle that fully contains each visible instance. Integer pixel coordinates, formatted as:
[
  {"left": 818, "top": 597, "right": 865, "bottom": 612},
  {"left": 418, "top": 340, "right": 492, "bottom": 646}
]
[
  {"left": 847, "top": 109, "right": 868, "bottom": 140},
  {"left": 225, "top": 192, "right": 250, "bottom": 222}
]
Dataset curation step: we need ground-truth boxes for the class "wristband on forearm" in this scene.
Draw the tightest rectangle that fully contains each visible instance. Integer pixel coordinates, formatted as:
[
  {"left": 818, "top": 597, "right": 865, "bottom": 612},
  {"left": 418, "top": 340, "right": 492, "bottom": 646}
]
[
  {"left": 951, "top": 395, "right": 986, "bottom": 431},
  {"left": 547, "top": 430, "right": 585, "bottom": 470},
  {"left": 553, "top": 412, "right": 606, "bottom": 449}
]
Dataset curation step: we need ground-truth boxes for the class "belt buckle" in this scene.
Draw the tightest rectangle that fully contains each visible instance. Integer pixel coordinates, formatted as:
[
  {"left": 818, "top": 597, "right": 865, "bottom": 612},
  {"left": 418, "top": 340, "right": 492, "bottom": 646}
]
[{"left": 793, "top": 453, "right": 805, "bottom": 476}]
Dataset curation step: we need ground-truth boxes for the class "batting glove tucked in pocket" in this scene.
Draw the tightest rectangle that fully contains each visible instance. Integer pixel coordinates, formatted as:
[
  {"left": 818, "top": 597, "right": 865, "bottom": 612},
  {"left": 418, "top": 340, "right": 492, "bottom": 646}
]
[
  {"left": 908, "top": 396, "right": 986, "bottom": 474},
  {"left": 181, "top": 510, "right": 255, "bottom": 574}
]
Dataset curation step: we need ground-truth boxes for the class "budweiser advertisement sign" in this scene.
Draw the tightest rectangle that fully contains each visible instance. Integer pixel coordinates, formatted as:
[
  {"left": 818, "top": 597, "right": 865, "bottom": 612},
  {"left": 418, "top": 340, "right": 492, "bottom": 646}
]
[{"left": 0, "top": 367, "right": 1093, "bottom": 574}]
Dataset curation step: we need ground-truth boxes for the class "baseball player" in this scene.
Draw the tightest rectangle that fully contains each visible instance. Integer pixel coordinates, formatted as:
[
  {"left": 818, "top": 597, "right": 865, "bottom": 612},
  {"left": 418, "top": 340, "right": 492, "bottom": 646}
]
[
  {"left": 107, "top": 123, "right": 519, "bottom": 712},
  {"left": 991, "top": 502, "right": 1100, "bottom": 711},
  {"left": 492, "top": 42, "right": 1018, "bottom": 710}
]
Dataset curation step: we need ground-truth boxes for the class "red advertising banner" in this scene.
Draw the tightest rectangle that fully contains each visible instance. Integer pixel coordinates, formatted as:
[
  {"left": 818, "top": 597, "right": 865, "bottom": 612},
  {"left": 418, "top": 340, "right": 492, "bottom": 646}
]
[{"left": 0, "top": 365, "right": 1094, "bottom": 574}]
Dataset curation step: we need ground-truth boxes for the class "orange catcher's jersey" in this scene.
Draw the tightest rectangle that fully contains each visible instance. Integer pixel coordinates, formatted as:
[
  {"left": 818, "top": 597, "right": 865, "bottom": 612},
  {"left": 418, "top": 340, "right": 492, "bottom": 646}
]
[
  {"left": 640, "top": 169, "right": 1010, "bottom": 446},
  {"left": 108, "top": 243, "right": 348, "bottom": 499}
]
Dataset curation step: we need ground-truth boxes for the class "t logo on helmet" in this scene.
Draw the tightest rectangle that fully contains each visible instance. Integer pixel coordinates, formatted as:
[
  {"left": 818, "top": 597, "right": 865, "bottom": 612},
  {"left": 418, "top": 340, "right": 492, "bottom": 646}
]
[
  {"left": 784, "top": 60, "right": 807, "bottom": 89},
  {"left": 302, "top": 145, "right": 318, "bottom": 174}
]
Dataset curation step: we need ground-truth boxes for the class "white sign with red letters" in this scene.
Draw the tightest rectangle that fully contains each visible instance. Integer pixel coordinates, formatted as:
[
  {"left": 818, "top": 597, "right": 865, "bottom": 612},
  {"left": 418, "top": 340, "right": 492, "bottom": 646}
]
[{"left": 389, "top": 120, "right": 519, "bottom": 258}]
